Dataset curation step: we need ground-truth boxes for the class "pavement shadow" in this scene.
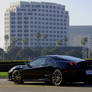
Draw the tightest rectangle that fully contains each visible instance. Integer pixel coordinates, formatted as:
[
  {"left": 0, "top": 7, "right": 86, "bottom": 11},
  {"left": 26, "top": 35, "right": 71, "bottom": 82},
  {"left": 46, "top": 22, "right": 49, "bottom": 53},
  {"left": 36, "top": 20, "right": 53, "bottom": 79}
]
[
  {"left": 20, "top": 82, "right": 92, "bottom": 87},
  {"left": 62, "top": 82, "right": 92, "bottom": 87},
  {"left": 21, "top": 82, "right": 52, "bottom": 86}
]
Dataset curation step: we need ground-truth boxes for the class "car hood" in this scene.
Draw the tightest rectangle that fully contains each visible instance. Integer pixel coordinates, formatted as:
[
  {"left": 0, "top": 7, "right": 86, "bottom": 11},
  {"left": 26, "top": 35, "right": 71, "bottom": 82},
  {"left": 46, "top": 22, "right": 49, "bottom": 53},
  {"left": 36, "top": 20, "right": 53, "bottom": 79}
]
[{"left": 8, "top": 65, "right": 26, "bottom": 73}]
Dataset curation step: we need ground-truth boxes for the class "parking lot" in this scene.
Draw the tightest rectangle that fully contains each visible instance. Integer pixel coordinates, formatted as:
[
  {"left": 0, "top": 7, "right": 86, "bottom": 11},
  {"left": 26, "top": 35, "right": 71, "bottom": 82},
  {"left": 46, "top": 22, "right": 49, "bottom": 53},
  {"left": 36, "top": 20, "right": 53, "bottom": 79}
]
[{"left": 0, "top": 79, "right": 92, "bottom": 92}]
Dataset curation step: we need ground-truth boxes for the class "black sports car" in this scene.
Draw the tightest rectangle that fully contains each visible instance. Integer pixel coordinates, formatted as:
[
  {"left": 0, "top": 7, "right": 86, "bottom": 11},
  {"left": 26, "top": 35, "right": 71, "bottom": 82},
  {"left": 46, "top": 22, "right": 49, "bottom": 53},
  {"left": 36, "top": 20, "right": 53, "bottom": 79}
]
[{"left": 8, "top": 55, "right": 92, "bottom": 86}]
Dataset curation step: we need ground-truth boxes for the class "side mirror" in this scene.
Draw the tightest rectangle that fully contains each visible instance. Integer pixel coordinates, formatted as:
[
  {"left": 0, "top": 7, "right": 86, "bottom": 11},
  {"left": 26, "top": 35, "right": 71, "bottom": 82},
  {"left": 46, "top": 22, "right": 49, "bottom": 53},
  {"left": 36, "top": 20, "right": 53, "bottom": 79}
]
[
  {"left": 24, "top": 61, "right": 32, "bottom": 67},
  {"left": 24, "top": 61, "right": 29, "bottom": 65}
]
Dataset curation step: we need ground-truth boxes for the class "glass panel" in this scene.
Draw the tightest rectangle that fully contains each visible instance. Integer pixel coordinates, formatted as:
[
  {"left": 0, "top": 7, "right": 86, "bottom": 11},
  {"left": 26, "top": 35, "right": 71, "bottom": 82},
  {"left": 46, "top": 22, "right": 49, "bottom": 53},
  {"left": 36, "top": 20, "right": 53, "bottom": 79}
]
[{"left": 30, "top": 57, "right": 47, "bottom": 66}]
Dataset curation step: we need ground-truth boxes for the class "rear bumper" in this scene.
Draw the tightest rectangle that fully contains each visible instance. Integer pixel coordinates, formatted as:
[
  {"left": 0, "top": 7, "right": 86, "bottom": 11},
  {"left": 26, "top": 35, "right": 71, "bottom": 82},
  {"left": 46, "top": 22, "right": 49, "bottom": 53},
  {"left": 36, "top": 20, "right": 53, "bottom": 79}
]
[{"left": 85, "top": 75, "right": 92, "bottom": 80}]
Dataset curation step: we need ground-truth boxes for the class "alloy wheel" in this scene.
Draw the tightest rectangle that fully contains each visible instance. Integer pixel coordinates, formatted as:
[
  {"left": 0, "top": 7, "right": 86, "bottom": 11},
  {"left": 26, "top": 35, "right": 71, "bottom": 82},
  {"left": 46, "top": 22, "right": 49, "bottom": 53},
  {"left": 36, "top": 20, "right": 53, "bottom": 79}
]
[{"left": 52, "top": 69, "right": 63, "bottom": 86}]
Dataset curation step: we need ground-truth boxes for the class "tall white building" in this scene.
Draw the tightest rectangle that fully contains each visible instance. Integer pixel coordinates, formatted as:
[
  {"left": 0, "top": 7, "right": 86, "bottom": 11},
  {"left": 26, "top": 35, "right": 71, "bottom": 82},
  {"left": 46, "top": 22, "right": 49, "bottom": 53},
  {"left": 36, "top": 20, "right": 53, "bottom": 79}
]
[{"left": 4, "top": 1, "right": 69, "bottom": 51}]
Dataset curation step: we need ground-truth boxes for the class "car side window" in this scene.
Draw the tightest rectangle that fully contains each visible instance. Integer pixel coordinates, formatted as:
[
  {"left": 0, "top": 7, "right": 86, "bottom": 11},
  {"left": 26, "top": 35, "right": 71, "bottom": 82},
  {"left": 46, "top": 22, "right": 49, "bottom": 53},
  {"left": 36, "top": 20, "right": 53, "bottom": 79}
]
[
  {"left": 46, "top": 58, "right": 55, "bottom": 65},
  {"left": 30, "top": 57, "right": 47, "bottom": 66}
]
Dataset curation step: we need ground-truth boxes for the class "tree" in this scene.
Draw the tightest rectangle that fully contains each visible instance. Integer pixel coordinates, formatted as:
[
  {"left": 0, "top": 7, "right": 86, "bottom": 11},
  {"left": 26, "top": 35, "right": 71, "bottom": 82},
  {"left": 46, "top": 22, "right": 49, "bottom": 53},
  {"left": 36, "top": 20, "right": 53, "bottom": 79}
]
[
  {"left": 16, "top": 48, "right": 33, "bottom": 60},
  {"left": 64, "top": 35, "right": 68, "bottom": 46},
  {"left": 11, "top": 38, "right": 17, "bottom": 46},
  {"left": 56, "top": 40, "right": 63, "bottom": 46},
  {"left": 42, "top": 33, "right": 48, "bottom": 47},
  {"left": 6, "top": 47, "right": 21, "bottom": 60},
  {"left": 81, "top": 37, "right": 88, "bottom": 58},
  {"left": 22, "top": 37, "right": 28, "bottom": 48},
  {"left": 64, "top": 49, "right": 82, "bottom": 58},
  {"left": 42, "top": 34, "right": 48, "bottom": 40},
  {"left": 0, "top": 48, "right": 5, "bottom": 60},
  {"left": 35, "top": 32, "right": 41, "bottom": 47},
  {"left": 81, "top": 37, "right": 88, "bottom": 46},
  {"left": 5, "top": 34, "right": 9, "bottom": 40},
  {"left": 5, "top": 34, "right": 9, "bottom": 45}
]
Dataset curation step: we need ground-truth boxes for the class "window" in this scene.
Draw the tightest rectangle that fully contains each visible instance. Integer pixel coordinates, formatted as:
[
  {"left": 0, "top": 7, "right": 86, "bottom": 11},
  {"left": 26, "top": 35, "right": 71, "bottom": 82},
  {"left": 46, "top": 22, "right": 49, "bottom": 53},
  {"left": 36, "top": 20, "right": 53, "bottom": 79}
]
[
  {"left": 17, "top": 13, "right": 22, "bottom": 16},
  {"left": 24, "top": 34, "right": 29, "bottom": 36},
  {"left": 10, "top": 12, "right": 15, "bottom": 16},
  {"left": 18, "top": 34, "right": 22, "bottom": 36},
  {"left": 57, "top": 31, "right": 59, "bottom": 33},
  {"left": 57, "top": 11, "right": 59, "bottom": 13},
  {"left": 50, "top": 6, "right": 52, "bottom": 8},
  {"left": 30, "top": 57, "right": 47, "bottom": 66},
  {"left": 35, "top": 5, "right": 40, "bottom": 7},
  {"left": 52, "top": 57, "right": 66, "bottom": 62},
  {"left": 53, "top": 6, "right": 56, "bottom": 9},
  {"left": 21, "top": 9, "right": 26, "bottom": 11},
  {"left": 46, "top": 5, "right": 48, "bottom": 8},
  {"left": 25, "top": 5, "right": 30, "bottom": 7},
  {"left": 42, "top": 5, "right": 44, "bottom": 8},
  {"left": 28, "top": 13, "right": 31, "bottom": 15},
  {"left": 24, "top": 17, "right": 29, "bottom": 20},
  {"left": 32, "top": 9, "right": 36, "bottom": 11},
  {"left": 64, "top": 19, "right": 67, "bottom": 21}
]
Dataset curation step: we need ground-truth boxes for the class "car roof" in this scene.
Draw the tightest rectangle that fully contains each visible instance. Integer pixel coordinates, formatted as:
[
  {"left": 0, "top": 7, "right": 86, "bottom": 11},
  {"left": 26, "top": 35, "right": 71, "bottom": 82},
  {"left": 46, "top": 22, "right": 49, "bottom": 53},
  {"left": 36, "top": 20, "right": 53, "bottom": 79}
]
[{"left": 46, "top": 55, "right": 85, "bottom": 62}]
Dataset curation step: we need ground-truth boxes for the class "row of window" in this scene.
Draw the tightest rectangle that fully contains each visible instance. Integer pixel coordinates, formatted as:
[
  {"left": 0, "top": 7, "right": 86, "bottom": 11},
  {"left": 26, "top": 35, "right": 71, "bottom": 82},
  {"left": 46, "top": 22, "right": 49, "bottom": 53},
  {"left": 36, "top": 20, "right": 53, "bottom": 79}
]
[
  {"left": 11, "top": 25, "right": 67, "bottom": 29},
  {"left": 17, "top": 42, "right": 57, "bottom": 46},
  {"left": 10, "top": 22, "right": 67, "bottom": 26},
  {"left": 11, "top": 34, "right": 65, "bottom": 38},
  {"left": 11, "top": 30, "right": 66, "bottom": 33},
  {"left": 10, "top": 13, "right": 67, "bottom": 18},
  {"left": 10, "top": 17, "right": 68, "bottom": 21},
  {"left": 21, "top": 4, "right": 64, "bottom": 10},
  {"left": 10, "top": 21, "right": 67, "bottom": 25},
  {"left": 18, "top": 8, "right": 65, "bottom": 13}
]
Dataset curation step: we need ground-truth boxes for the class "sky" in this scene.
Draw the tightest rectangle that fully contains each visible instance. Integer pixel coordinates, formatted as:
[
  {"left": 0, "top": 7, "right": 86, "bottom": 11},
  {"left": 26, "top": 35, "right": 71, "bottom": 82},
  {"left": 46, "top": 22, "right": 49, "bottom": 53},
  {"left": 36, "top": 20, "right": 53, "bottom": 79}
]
[{"left": 0, "top": 0, "right": 92, "bottom": 49}]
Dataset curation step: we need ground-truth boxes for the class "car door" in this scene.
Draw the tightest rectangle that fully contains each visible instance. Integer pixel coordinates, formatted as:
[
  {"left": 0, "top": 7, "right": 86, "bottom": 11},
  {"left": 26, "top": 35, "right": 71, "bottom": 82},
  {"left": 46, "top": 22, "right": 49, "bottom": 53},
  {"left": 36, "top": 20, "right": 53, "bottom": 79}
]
[{"left": 23, "top": 57, "right": 48, "bottom": 80}]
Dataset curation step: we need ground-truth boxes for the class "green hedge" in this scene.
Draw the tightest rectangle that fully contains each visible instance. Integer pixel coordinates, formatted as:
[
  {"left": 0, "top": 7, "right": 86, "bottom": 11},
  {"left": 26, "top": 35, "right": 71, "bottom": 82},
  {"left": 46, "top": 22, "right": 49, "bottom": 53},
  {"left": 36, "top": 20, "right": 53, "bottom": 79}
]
[
  {"left": 0, "top": 60, "right": 31, "bottom": 62},
  {"left": 85, "top": 58, "right": 92, "bottom": 61}
]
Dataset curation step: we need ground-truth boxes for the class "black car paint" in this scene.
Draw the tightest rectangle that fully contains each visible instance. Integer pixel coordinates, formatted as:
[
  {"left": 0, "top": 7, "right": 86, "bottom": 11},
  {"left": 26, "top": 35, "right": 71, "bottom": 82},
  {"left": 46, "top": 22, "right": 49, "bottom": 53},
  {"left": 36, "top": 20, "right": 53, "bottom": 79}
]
[{"left": 8, "top": 55, "right": 91, "bottom": 82}]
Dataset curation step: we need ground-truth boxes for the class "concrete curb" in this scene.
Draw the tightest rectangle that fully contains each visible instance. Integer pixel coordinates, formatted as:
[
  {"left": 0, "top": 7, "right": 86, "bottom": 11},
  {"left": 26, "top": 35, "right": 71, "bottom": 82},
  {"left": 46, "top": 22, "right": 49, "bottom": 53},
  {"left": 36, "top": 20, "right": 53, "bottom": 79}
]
[{"left": 0, "top": 77, "right": 8, "bottom": 79}]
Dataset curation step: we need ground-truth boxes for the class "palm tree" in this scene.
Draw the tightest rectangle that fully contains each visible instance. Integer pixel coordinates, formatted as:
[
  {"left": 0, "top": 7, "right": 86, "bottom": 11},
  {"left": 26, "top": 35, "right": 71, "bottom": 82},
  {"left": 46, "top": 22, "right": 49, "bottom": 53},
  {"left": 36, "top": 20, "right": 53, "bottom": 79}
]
[
  {"left": 22, "top": 37, "right": 28, "bottom": 48},
  {"left": 35, "top": 32, "right": 41, "bottom": 47},
  {"left": 81, "top": 37, "right": 88, "bottom": 58},
  {"left": 81, "top": 37, "right": 87, "bottom": 46},
  {"left": 42, "top": 34, "right": 48, "bottom": 40},
  {"left": 5, "top": 34, "right": 9, "bottom": 44},
  {"left": 5, "top": 34, "right": 9, "bottom": 40},
  {"left": 56, "top": 40, "right": 63, "bottom": 47},
  {"left": 63, "top": 35, "right": 68, "bottom": 46},
  {"left": 42, "top": 34, "right": 48, "bottom": 47},
  {"left": 11, "top": 38, "right": 17, "bottom": 46}
]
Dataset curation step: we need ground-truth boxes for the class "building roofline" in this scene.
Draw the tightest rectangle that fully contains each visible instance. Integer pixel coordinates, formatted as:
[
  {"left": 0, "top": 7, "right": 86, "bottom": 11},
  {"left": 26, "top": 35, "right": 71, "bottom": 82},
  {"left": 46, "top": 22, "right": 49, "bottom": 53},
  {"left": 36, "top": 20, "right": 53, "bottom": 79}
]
[{"left": 70, "top": 25, "right": 92, "bottom": 27}]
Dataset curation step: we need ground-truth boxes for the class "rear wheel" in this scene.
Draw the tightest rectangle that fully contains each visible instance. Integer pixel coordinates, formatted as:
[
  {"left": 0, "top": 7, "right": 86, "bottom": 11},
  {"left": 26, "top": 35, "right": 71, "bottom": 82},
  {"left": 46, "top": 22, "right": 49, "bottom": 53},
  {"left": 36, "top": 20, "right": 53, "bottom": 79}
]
[
  {"left": 51, "top": 69, "right": 63, "bottom": 86},
  {"left": 12, "top": 70, "right": 24, "bottom": 84}
]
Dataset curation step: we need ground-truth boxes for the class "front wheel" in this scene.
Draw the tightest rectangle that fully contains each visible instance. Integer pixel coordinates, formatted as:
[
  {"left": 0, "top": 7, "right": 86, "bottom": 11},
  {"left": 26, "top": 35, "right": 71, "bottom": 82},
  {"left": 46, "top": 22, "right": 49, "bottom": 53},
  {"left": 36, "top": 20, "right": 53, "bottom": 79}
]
[
  {"left": 12, "top": 70, "right": 24, "bottom": 84},
  {"left": 51, "top": 69, "right": 63, "bottom": 86}
]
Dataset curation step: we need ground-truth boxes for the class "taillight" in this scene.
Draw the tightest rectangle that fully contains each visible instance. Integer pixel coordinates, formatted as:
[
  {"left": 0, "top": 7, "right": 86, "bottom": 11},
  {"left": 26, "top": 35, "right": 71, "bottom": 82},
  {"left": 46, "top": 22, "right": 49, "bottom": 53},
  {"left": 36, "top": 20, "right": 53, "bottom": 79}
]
[
  {"left": 69, "top": 62, "right": 77, "bottom": 66},
  {"left": 69, "top": 62, "right": 73, "bottom": 66},
  {"left": 73, "top": 62, "right": 77, "bottom": 65}
]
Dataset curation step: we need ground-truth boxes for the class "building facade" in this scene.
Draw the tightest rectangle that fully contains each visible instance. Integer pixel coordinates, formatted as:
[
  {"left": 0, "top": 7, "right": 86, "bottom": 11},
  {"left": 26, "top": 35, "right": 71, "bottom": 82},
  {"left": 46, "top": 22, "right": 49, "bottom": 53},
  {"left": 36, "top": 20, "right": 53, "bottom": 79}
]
[
  {"left": 4, "top": 1, "right": 69, "bottom": 51},
  {"left": 69, "top": 26, "right": 92, "bottom": 58},
  {"left": 69, "top": 26, "right": 92, "bottom": 48}
]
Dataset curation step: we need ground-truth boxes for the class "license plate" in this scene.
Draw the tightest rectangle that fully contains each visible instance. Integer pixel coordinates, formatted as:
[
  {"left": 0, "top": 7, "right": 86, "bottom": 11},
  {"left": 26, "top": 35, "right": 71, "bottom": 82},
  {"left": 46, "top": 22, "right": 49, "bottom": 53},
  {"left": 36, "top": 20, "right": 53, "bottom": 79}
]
[{"left": 86, "top": 70, "right": 92, "bottom": 75}]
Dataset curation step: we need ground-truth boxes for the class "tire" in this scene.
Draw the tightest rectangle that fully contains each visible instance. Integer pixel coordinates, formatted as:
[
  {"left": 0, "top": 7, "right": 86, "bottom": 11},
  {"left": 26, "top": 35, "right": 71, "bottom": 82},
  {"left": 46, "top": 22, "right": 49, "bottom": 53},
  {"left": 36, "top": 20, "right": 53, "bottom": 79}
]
[
  {"left": 51, "top": 69, "right": 63, "bottom": 86},
  {"left": 12, "top": 70, "right": 24, "bottom": 84},
  {"left": 8, "top": 75, "right": 13, "bottom": 81},
  {"left": 84, "top": 79, "right": 92, "bottom": 84}
]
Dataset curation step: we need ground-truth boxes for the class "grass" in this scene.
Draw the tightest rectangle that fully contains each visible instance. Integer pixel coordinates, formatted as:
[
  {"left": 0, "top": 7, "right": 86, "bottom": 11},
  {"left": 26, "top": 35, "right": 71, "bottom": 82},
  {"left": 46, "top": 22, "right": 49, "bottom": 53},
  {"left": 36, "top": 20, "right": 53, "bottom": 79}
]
[{"left": 0, "top": 72, "right": 8, "bottom": 77}]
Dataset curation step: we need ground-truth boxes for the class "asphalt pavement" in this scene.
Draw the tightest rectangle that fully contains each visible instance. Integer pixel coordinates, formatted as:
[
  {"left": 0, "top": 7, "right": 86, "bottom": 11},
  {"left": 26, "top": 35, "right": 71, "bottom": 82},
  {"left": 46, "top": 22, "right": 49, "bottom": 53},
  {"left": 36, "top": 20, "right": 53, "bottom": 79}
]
[{"left": 0, "top": 79, "right": 92, "bottom": 92}]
